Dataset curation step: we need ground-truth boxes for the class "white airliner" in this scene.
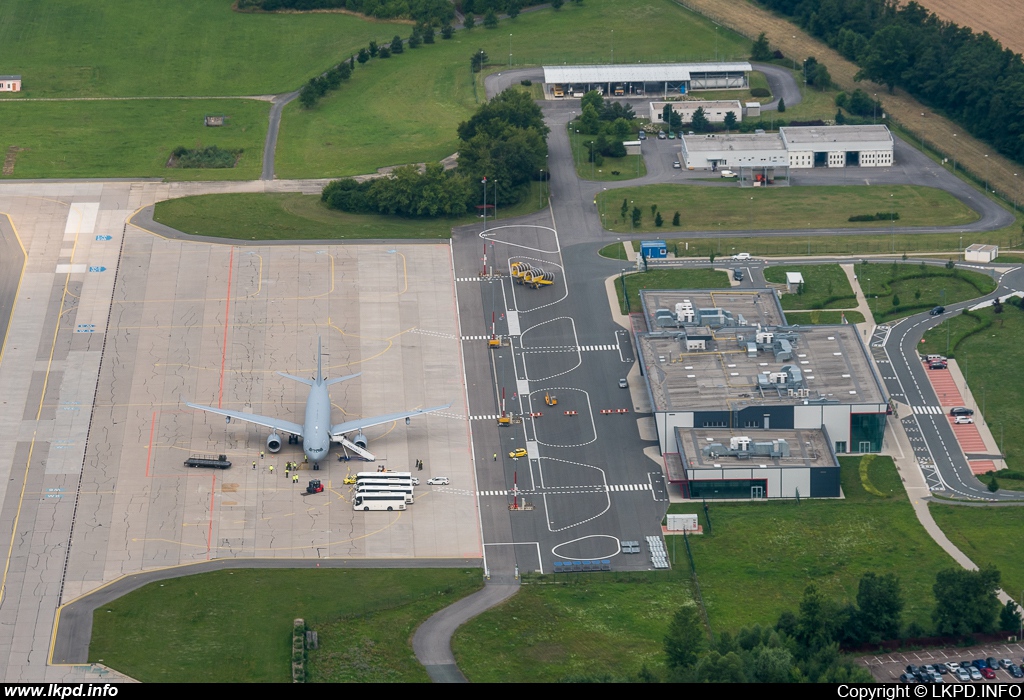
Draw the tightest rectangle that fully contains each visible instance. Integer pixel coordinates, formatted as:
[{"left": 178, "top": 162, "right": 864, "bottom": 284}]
[{"left": 186, "top": 338, "right": 449, "bottom": 467}]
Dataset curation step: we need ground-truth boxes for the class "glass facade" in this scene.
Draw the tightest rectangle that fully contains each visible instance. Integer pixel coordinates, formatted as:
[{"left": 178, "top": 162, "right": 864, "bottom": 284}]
[
  {"left": 850, "top": 413, "right": 886, "bottom": 453},
  {"left": 688, "top": 479, "right": 768, "bottom": 500}
]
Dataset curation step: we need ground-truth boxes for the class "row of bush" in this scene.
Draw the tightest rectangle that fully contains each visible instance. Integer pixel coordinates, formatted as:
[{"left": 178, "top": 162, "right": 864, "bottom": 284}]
[
  {"left": 169, "top": 145, "right": 241, "bottom": 169},
  {"left": 236, "top": 0, "right": 455, "bottom": 25},
  {"left": 848, "top": 212, "right": 900, "bottom": 222}
]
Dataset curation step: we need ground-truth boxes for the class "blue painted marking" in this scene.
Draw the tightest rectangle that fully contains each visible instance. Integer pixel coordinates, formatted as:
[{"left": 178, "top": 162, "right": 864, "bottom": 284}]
[
  {"left": 77, "top": 324, "right": 95, "bottom": 328},
  {"left": 75, "top": 329, "right": 94, "bottom": 333},
  {"left": 88, "top": 266, "right": 106, "bottom": 272},
  {"left": 95, "top": 235, "right": 112, "bottom": 241}
]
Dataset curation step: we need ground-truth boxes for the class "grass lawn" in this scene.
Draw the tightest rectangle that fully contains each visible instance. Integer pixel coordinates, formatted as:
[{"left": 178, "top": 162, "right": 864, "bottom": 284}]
[
  {"left": 0, "top": 0, "right": 403, "bottom": 97},
  {"left": 570, "top": 131, "right": 647, "bottom": 182},
  {"left": 784, "top": 310, "right": 866, "bottom": 325},
  {"left": 598, "top": 241, "right": 633, "bottom": 260},
  {"left": 929, "top": 504, "right": 1024, "bottom": 604},
  {"left": 451, "top": 573, "right": 694, "bottom": 682},
  {"left": 153, "top": 186, "right": 547, "bottom": 241},
  {"left": 615, "top": 268, "right": 730, "bottom": 314},
  {"left": 0, "top": 99, "right": 268, "bottom": 180},
  {"left": 596, "top": 185, "right": 978, "bottom": 233},
  {"left": 763, "top": 263, "right": 856, "bottom": 310},
  {"left": 88, "top": 568, "right": 482, "bottom": 683},
  {"left": 921, "top": 305, "right": 1024, "bottom": 470},
  {"left": 275, "top": 0, "right": 749, "bottom": 178},
  {"left": 671, "top": 456, "right": 957, "bottom": 633},
  {"left": 854, "top": 262, "right": 996, "bottom": 322}
]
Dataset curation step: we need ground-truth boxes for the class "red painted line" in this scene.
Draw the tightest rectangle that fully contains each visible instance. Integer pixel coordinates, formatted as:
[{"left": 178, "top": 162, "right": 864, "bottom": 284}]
[
  {"left": 206, "top": 473, "right": 216, "bottom": 560},
  {"left": 145, "top": 410, "right": 156, "bottom": 477},
  {"left": 217, "top": 248, "right": 234, "bottom": 408}
]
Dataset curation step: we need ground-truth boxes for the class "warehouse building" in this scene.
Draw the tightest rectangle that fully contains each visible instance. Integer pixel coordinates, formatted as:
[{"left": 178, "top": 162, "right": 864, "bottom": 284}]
[
  {"left": 649, "top": 100, "right": 742, "bottom": 126},
  {"left": 542, "top": 62, "right": 752, "bottom": 99},
  {"left": 635, "top": 289, "right": 889, "bottom": 499},
  {"left": 679, "top": 125, "right": 894, "bottom": 172}
]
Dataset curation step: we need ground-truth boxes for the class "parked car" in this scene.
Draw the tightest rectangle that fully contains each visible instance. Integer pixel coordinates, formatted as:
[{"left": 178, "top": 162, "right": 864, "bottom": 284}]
[
  {"left": 1009, "top": 665, "right": 1024, "bottom": 678},
  {"left": 956, "top": 668, "right": 971, "bottom": 682},
  {"left": 638, "top": 131, "right": 646, "bottom": 140},
  {"left": 667, "top": 131, "right": 676, "bottom": 139},
  {"left": 950, "top": 407, "right": 975, "bottom": 417},
  {"left": 973, "top": 659, "right": 988, "bottom": 669},
  {"left": 720, "top": 169, "right": 737, "bottom": 178},
  {"left": 981, "top": 667, "right": 996, "bottom": 680},
  {"left": 935, "top": 663, "right": 949, "bottom": 674},
  {"left": 930, "top": 306, "right": 946, "bottom": 316},
  {"left": 673, "top": 160, "right": 681, "bottom": 169},
  {"left": 733, "top": 269, "right": 744, "bottom": 281},
  {"left": 900, "top": 673, "right": 918, "bottom": 683},
  {"left": 618, "top": 378, "right": 628, "bottom": 388},
  {"left": 929, "top": 361, "right": 947, "bottom": 370},
  {"left": 731, "top": 252, "right": 751, "bottom": 260},
  {"left": 954, "top": 416, "right": 974, "bottom": 424},
  {"left": 411, "top": 477, "right": 420, "bottom": 485},
  {"left": 426, "top": 476, "right": 449, "bottom": 485},
  {"left": 999, "top": 659, "right": 1013, "bottom": 669},
  {"left": 946, "top": 662, "right": 960, "bottom": 673},
  {"left": 509, "top": 448, "right": 527, "bottom": 459},
  {"left": 657, "top": 131, "right": 667, "bottom": 139},
  {"left": 986, "top": 657, "right": 1000, "bottom": 670},
  {"left": 906, "top": 664, "right": 920, "bottom": 674},
  {"left": 970, "top": 667, "right": 983, "bottom": 681}
]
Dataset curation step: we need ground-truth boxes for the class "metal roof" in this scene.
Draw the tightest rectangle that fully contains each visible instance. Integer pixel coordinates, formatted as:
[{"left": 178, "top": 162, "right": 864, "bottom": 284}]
[
  {"left": 0, "top": 75, "right": 21, "bottom": 80},
  {"left": 780, "top": 125, "right": 893, "bottom": 147},
  {"left": 542, "top": 62, "right": 751, "bottom": 84}
]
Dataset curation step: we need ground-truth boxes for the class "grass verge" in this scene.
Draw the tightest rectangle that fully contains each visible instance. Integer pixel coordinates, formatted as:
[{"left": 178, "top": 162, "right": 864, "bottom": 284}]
[
  {"left": 570, "top": 130, "right": 647, "bottom": 182},
  {"left": 669, "top": 456, "right": 957, "bottom": 632},
  {"left": 88, "top": 568, "right": 482, "bottom": 682},
  {"left": 598, "top": 241, "right": 633, "bottom": 260},
  {"left": 854, "top": 262, "right": 996, "bottom": 322},
  {"left": 614, "top": 268, "right": 730, "bottom": 314},
  {"left": 763, "top": 263, "right": 856, "bottom": 310},
  {"left": 0, "top": 99, "right": 268, "bottom": 180},
  {"left": 596, "top": 184, "right": 978, "bottom": 233},
  {"left": 929, "top": 504, "right": 1024, "bottom": 605},
  {"left": 921, "top": 304, "right": 1024, "bottom": 469},
  {"left": 451, "top": 572, "right": 693, "bottom": 682},
  {"left": 784, "top": 310, "right": 865, "bottom": 325},
  {"left": 153, "top": 186, "right": 548, "bottom": 241}
]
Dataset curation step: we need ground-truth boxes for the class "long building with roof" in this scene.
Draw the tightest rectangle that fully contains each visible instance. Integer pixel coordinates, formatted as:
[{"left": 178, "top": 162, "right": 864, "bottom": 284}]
[{"left": 542, "top": 62, "right": 751, "bottom": 98}]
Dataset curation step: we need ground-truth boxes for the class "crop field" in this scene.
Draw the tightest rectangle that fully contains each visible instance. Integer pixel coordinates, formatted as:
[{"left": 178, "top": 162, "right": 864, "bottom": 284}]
[
  {"left": 0, "top": 99, "right": 268, "bottom": 180},
  {"left": 914, "top": 0, "right": 1023, "bottom": 56},
  {"left": 596, "top": 184, "right": 978, "bottom": 233},
  {"left": 0, "top": 0, "right": 400, "bottom": 97}
]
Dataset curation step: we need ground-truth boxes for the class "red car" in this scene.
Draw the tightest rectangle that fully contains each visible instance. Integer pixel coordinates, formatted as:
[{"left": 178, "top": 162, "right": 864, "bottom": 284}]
[{"left": 981, "top": 667, "right": 996, "bottom": 680}]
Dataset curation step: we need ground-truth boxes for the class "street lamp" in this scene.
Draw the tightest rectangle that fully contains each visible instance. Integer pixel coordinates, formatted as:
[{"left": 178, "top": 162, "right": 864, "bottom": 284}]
[
  {"left": 611, "top": 29, "right": 614, "bottom": 64},
  {"left": 952, "top": 133, "right": 957, "bottom": 174},
  {"left": 890, "top": 193, "right": 895, "bottom": 253},
  {"left": 539, "top": 169, "right": 544, "bottom": 208},
  {"left": 867, "top": 279, "right": 872, "bottom": 314},
  {"left": 1015, "top": 173, "right": 1019, "bottom": 214},
  {"left": 630, "top": 199, "right": 634, "bottom": 233},
  {"left": 873, "top": 93, "right": 877, "bottom": 125},
  {"left": 984, "top": 154, "right": 989, "bottom": 193},
  {"left": 509, "top": 33, "right": 512, "bottom": 68},
  {"left": 621, "top": 268, "right": 630, "bottom": 313}
]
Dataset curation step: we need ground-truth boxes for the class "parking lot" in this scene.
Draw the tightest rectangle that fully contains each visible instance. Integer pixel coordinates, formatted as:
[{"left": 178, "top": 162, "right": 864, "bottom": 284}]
[{"left": 862, "top": 641, "right": 1024, "bottom": 683}]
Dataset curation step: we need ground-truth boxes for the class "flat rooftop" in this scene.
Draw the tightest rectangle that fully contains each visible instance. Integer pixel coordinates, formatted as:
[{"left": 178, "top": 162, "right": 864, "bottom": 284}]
[
  {"left": 681, "top": 132, "right": 786, "bottom": 152},
  {"left": 543, "top": 62, "right": 752, "bottom": 84},
  {"left": 638, "top": 290, "right": 884, "bottom": 412},
  {"left": 652, "top": 100, "right": 742, "bottom": 109},
  {"left": 678, "top": 428, "right": 837, "bottom": 470},
  {"left": 780, "top": 124, "right": 893, "bottom": 146}
]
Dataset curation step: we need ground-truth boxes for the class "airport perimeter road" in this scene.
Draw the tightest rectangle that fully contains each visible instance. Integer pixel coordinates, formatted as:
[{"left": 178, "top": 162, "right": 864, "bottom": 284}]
[{"left": 875, "top": 264, "right": 1024, "bottom": 501}]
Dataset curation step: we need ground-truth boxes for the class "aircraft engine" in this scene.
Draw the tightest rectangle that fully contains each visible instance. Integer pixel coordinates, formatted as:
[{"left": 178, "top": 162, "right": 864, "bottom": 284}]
[
  {"left": 353, "top": 432, "right": 368, "bottom": 449},
  {"left": 267, "top": 433, "right": 282, "bottom": 452}
]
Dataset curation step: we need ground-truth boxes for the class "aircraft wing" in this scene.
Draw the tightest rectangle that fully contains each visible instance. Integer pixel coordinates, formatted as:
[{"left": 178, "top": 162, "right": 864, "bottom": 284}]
[
  {"left": 185, "top": 401, "right": 304, "bottom": 436},
  {"left": 331, "top": 403, "right": 451, "bottom": 438}
]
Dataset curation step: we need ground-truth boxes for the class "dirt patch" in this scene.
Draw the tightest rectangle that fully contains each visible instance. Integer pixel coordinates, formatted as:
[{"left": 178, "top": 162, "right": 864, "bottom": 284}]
[
  {"left": 913, "top": 0, "right": 1024, "bottom": 56},
  {"left": 674, "top": 0, "right": 1023, "bottom": 207},
  {"left": 2, "top": 146, "right": 26, "bottom": 176}
]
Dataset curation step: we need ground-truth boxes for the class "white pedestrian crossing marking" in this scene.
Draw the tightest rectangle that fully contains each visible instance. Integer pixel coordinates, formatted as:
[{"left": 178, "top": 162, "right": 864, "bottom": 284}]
[
  {"left": 470, "top": 415, "right": 501, "bottom": 421},
  {"left": 476, "top": 483, "right": 651, "bottom": 495},
  {"left": 912, "top": 405, "right": 943, "bottom": 415}
]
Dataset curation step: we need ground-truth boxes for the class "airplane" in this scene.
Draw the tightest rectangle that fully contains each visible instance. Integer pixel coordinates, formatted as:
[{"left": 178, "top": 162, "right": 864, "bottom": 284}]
[{"left": 185, "top": 337, "right": 450, "bottom": 468}]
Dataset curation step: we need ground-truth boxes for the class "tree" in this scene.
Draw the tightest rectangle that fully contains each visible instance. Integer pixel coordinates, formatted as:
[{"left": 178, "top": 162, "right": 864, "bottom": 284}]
[
  {"left": 664, "top": 605, "right": 707, "bottom": 672},
  {"left": 470, "top": 50, "right": 488, "bottom": 73},
  {"left": 690, "top": 106, "right": 710, "bottom": 132},
  {"left": 709, "top": 251, "right": 716, "bottom": 264},
  {"left": 988, "top": 476, "right": 999, "bottom": 492},
  {"left": 723, "top": 111, "right": 737, "bottom": 132},
  {"left": 612, "top": 117, "right": 631, "bottom": 139},
  {"left": 856, "top": 23, "right": 914, "bottom": 94},
  {"left": 892, "top": 294, "right": 900, "bottom": 307},
  {"left": 835, "top": 109, "right": 846, "bottom": 125},
  {"left": 369, "top": 40, "right": 379, "bottom": 57},
  {"left": 813, "top": 64, "right": 832, "bottom": 90},
  {"left": 662, "top": 103, "right": 673, "bottom": 128},
  {"left": 463, "top": 13, "right": 475, "bottom": 30},
  {"left": 552, "top": 0, "right": 564, "bottom": 8},
  {"left": 357, "top": 47, "right": 370, "bottom": 64},
  {"left": 579, "top": 104, "right": 600, "bottom": 134},
  {"left": 932, "top": 566, "right": 1002, "bottom": 635},
  {"left": 631, "top": 206, "right": 642, "bottom": 228},
  {"left": 777, "top": 98, "right": 786, "bottom": 113},
  {"left": 299, "top": 83, "right": 318, "bottom": 109},
  {"left": 391, "top": 35, "right": 404, "bottom": 54},
  {"left": 441, "top": 24, "right": 454, "bottom": 39},
  {"left": 855, "top": 572, "right": 904, "bottom": 644},
  {"left": 796, "top": 584, "right": 840, "bottom": 654},
  {"left": 751, "top": 32, "right": 773, "bottom": 61},
  {"left": 1000, "top": 600, "right": 1021, "bottom": 632},
  {"left": 655, "top": 212, "right": 664, "bottom": 227},
  {"left": 621, "top": 198, "right": 628, "bottom": 221},
  {"left": 378, "top": 45, "right": 391, "bottom": 58},
  {"left": 751, "top": 645, "right": 794, "bottom": 683},
  {"left": 672, "top": 211, "right": 680, "bottom": 226},
  {"left": 423, "top": 24, "right": 435, "bottom": 44},
  {"left": 508, "top": 1, "right": 521, "bottom": 19},
  {"left": 581, "top": 90, "right": 603, "bottom": 113},
  {"left": 484, "top": 8, "right": 498, "bottom": 28},
  {"left": 408, "top": 32, "right": 422, "bottom": 49}
]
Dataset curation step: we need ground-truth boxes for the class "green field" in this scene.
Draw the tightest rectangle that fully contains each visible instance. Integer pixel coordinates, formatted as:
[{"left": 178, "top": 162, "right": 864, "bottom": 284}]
[
  {"left": 153, "top": 187, "right": 546, "bottom": 241},
  {"left": 88, "top": 568, "right": 482, "bottom": 682},
  {"left": 596, "top": 185, "right": 979, "bottom": 233},
  {"left": 275, "top": 0, "right": 749, "bottom": 177},
  {"left": 930, "top": 504, "right": 1024, "bottom": 604},
  {"left": 598, "top": 241, "right": 633, "bottom": 260},
  {"left": 854, "top": 262, "right": 996, "bottom": 322},
  {"left": 784, "top": 310, "right": 866, "bottom": 325},
  {"left": 0, "top": 99, "right": 268, "bottom": 180},
  {"left": 921, "top": 305, "right": 1024, "bottom": 469},
  {"left": 671, "top": 456, "right": 957, "bottom": 633},
  {"left": 763, "top": 263, "right": 856, "bottom": 310},
  {"left": 451, "top": 574, "right": 694, "bottom": 682},
  {"left": 0, "top": 0, "right": 402, "bottom": 97},
  {"left": 570, "top": 130, "right": 647, "bottom": 182},
  {"left": 614, "top": 268, "right": 730, "bottom": 314}
]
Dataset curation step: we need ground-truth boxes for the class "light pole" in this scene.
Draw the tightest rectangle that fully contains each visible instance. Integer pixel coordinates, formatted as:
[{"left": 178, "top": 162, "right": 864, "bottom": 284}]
[
  {"left": 630, "top": 199, "right": 634, "bottom": 234},
  {"left": 985, "top": 154, "right": 989, "bottom": 193},
  {"left": 481, "top": 176, "right": 487, "bottom": 230},
  {"left": 1015, "top": 173, "right": 1019, "bottom": 214},
  {"left": 982, "top": 385, "right": 986, "bottom": 417},
  {"left": 611, "top": 29, "right": 614, "bottom": 64},
  {"left": 509, "top": 33, "right": 512, "bottom": 68},
  {"left": 538, "top": 169, "right": 544, "bottom": 208},
  {"left": 873, "top": 93, "right": 877, "bottom": 125},
  {"left": 890, "top": 193, "right": 895, "bottom": 253},
  {"left": 952, "top": 133, "right": 957, "bottom": 174},
  {"left": 621, "top": 268, "right": 630, "bottom": 313},
  {"left": 867, "top": 279, "right": 872, "bottom": 314},
  {"left": 959, "top": 235, "right": 963, "bottom": 260}
]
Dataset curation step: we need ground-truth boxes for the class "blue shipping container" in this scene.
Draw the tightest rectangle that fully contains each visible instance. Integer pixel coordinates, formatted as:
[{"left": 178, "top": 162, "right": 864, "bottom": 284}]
[{"left": 640, "top": 240, "right": 667, "bottom": 258}]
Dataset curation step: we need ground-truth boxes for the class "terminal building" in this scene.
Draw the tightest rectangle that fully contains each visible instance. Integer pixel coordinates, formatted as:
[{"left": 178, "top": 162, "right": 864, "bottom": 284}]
[
  {"left": 542, "top": 62, "right": 752, "bottom": 99},
  {"left": 635, "top": 289, "right": 889, "bottom": 499},
  {"left": 680, "top": 124, "right": 894, "bottom": 170}
]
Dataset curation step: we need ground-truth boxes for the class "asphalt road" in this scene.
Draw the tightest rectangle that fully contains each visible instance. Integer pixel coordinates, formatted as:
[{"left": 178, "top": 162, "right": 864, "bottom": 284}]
[
  {"left": 0, "top": 216, "right": 24, "bottom": 364},
  {"left": 262, "top": 89, "right": 299, "bottom": 180}
]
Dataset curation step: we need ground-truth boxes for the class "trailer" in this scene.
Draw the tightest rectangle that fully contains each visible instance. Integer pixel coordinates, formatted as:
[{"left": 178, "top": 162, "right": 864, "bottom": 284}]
[{"left": 184, "top": 454, "right": 232, "bottom": 469}]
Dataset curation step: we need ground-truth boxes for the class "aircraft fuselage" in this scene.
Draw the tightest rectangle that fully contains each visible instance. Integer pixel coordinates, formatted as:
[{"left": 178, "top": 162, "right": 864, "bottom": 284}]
[{"left": 302, "top": 381, "right": 332, "bottom": 464}]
